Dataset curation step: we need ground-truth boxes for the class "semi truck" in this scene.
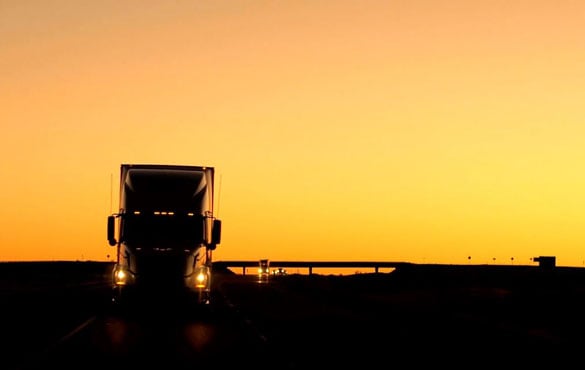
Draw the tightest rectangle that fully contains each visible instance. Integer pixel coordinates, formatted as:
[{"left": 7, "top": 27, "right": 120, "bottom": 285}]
[{"left": 107, "top": 164, "right": 221, "bottom": 307}]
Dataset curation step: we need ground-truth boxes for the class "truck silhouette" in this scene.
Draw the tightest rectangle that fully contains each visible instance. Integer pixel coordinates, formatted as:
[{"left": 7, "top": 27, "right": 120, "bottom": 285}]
[{"left": 107, "top": 164, "right": 221, "bottom": 307}]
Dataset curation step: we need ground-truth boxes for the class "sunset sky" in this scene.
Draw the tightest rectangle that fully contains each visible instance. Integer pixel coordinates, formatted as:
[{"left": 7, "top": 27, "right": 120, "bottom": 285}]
[{"left": 2, "top": 0, "right": 585, "bottom": 266}]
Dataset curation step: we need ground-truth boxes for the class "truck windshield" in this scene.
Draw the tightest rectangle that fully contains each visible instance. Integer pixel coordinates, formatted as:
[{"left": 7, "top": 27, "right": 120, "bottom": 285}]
[{"left": 122, "top": 213, "right": 204, "bottom": 247}]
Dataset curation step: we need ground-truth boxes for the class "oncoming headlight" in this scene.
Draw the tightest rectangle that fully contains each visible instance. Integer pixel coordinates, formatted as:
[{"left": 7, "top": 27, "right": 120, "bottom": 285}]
[
  {"left": 114, "top": 268, "right": 128, "bottom": 286},
  {"left": 195, "top": 266, "right": 210, "bottom": 289}
]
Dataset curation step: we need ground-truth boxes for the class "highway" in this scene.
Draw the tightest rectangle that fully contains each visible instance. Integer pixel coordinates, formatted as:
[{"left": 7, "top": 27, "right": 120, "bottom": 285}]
[{"left": 2, "top": 262, "right": 585, "bottom": 369}]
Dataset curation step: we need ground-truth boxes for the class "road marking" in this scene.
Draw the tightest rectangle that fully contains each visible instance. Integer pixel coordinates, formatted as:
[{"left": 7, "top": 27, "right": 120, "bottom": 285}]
[
  {"left": 53, "top": 316, "right": 96, "bottom": 347},
  {"left": 16, "top": 316, "right": 97, "bottom": 370}
]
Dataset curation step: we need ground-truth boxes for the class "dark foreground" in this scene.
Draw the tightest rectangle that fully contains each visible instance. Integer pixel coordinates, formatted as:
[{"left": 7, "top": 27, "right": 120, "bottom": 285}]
[{"left": 1, "top": 261, "right": 585, "bottom": 369}]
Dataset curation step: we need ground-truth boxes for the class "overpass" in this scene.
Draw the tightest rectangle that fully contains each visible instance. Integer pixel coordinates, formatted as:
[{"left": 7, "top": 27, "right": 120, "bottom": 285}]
[{"left": 212, "top": 260, "right": 414, "bottom": 275}]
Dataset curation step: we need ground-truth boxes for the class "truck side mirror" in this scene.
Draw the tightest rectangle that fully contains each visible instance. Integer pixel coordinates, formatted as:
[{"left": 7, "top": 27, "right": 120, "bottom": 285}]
[
  {"left": 211, "top": 219, "right": 221, "bottom": 246},
  {"left": 107, "top": 215, "right": 117, "bottom": 246}
]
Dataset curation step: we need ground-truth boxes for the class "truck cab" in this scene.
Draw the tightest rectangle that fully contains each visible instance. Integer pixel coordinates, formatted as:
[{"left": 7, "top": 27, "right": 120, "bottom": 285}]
[{"left": 107, "top": 164, "right": 221, "bottom": 307}]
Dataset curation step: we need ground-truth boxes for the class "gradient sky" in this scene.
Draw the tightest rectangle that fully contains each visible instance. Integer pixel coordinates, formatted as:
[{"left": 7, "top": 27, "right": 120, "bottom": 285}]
[{"left": 2, "top": 0, "right": 585, "bottom": 266}]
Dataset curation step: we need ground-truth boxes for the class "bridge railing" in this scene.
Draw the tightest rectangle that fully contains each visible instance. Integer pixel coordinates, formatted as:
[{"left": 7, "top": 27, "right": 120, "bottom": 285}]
[{"left": 212, "top": 260, "right": 413, "bottom": 275}]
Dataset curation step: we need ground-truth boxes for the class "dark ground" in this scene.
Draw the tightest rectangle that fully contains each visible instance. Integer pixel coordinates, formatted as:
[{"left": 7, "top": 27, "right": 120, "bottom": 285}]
[
  {"left": 217, "top": 264, "right": 585, "bottom": 368},
  {"left": 2, "top": 261, "right": 585, "bottom": 368}
]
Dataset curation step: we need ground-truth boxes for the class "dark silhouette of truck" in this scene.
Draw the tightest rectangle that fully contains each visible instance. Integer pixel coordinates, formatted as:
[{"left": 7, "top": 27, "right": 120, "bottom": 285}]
[{"left": 107, "top": 164, "right": 221, "bottom": 307}]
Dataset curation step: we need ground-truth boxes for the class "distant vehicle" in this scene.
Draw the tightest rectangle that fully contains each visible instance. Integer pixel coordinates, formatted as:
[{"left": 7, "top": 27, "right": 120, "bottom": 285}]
[
  {"left": 107, "top": 164, "right": 222, "bottom": 306},
  {"left": 258, "top": 259, "right": 270, "bottom": 281},
  {"left": 272, "top": 267, "right": 287, "bottom": 276}
]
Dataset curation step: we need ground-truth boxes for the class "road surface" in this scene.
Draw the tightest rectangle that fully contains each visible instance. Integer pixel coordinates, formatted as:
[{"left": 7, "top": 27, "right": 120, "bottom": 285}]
[{"left": 2, "top": 262, "right": 585, "bottom": 369}]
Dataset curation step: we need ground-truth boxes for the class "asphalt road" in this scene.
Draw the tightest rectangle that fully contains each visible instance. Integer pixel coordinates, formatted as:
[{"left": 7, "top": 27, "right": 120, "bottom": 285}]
[{"left": 2, "top": 262, "right": 585, "bottom": 369}]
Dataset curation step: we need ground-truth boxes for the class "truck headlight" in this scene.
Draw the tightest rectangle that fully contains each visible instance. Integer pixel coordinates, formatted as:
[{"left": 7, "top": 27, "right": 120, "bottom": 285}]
[
  {"left": 194, "top": 266, "right": 210, "bottom": 289},
  {"left": 114, "top": 268, "right": 128, "bottom": 285}
]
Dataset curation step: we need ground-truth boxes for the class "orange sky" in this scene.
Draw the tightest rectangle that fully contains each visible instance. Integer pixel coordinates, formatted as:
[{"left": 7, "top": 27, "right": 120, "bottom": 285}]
[{"left": 2, "top": 0, "right": 585, "bottom": 266}]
